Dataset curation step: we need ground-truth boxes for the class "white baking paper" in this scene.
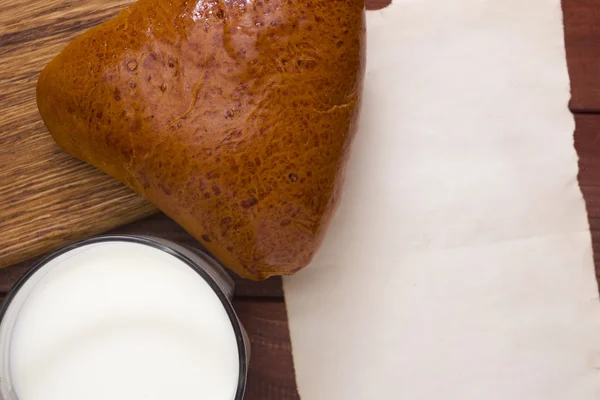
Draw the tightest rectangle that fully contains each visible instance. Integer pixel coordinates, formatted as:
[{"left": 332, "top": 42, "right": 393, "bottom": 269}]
[{"left": 283, "top": 0, "right": 600, "bottom": 399}]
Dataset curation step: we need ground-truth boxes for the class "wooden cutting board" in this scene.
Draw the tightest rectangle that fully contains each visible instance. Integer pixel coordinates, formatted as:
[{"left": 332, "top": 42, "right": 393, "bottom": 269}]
[{"left": 0, "top": 0, "right": 157, "bottom": 268}]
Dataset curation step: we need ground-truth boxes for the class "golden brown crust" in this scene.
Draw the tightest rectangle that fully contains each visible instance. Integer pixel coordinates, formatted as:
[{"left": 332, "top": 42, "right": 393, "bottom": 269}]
[{"left": 37, "top": 0, "right": 365, "bottom": 280}]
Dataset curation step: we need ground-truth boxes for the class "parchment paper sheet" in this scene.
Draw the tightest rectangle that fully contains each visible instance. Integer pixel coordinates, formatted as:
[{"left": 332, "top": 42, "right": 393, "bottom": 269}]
[{"left": 283, "top": 1, "right": 600, "bottom": 398}]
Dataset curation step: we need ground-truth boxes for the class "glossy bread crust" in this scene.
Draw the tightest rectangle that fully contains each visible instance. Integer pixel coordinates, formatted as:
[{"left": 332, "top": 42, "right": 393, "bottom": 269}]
[{"left": 37, "top": 0, "right": 365, "bottom": 280}]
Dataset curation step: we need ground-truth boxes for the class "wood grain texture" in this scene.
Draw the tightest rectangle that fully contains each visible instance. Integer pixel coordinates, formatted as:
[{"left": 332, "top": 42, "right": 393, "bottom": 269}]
[
  {"left": 564, "top": 0, "right": 600, "bottom": 285},
  {"left": 0, "top": 213, "right": 284, "bottom": 297},
  {"left": 233, "top": 299, "right": 300, "bottom": 400},
  {"left": 365, "top": 0, "right": 391, "bottom": 10},
  {"left": 563, "top": 0, "right": 600, "bottom": 112},
  {"left": 0, "top": 0, "right": 156, "bottom": 269},
  {"left": 574, "top": 114, "right": 600, "bottom": 286}
]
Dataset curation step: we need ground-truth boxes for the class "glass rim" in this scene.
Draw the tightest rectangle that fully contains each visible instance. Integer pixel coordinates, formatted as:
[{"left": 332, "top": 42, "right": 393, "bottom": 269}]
[{"left": 0, "top": 234, "right": 248, "bottom": 400}]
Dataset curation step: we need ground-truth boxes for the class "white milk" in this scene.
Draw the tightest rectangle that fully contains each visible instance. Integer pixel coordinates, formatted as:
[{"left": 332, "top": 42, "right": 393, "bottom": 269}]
[{"left": 6, "top": 241, "right": 240, "bottom": 400}]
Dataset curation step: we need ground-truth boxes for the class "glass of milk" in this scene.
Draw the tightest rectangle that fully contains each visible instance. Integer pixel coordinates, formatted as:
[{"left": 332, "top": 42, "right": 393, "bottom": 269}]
[{"left": 0, "top": 235, "right": 249, "bottom": 400}]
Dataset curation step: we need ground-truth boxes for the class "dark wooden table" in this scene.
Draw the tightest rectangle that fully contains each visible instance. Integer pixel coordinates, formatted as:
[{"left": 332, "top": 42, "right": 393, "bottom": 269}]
[{"left": 2, "top": 1, "right": 599, "bottom": 398}]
